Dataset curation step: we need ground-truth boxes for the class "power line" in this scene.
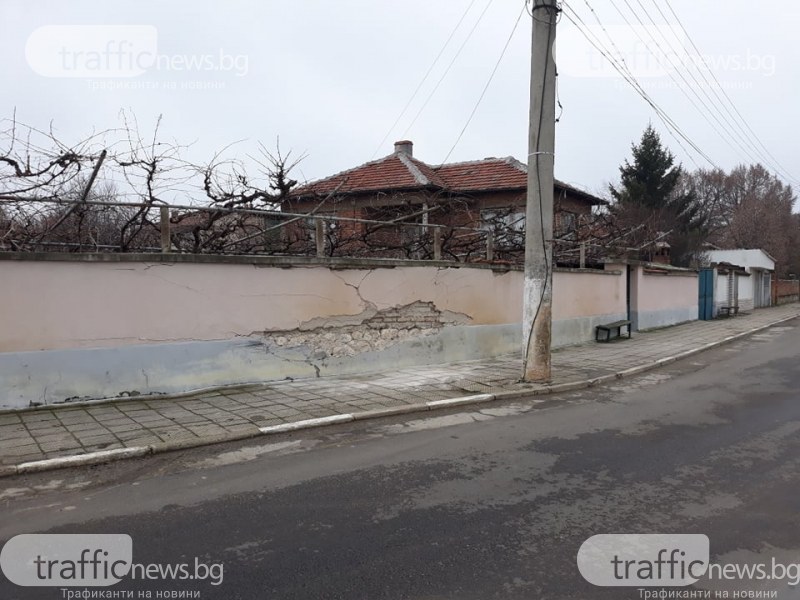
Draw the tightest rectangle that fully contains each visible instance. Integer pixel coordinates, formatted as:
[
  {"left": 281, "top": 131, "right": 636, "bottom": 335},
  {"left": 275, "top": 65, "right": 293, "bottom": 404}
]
[
  {"left": 441, "top": 2, "right": 527, "bottom": 164},
  {"left": 623, "top": 0, "right": 775, "bottom": 170},
  {"left": 370, "top": 0, "right": 479, "bottom": 159},
  {"left": 574, "top": 0, "right": 798, "bottom": 186},
  {"left": 561, "top": 2, "right": 717, "bottom": 169},
  {"left": 401, "top": 0, "right": 495, "bottom": 139},
  {"left": 659, "top": 0, "right": 799, "bottom": 186},
  {"left": 601, "top": 0, "right": 767, "bottom": 169}
]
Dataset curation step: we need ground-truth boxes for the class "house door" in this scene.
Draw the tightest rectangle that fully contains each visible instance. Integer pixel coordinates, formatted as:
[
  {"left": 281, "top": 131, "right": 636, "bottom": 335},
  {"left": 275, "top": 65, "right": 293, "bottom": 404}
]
[
  {"left": 758, "top": 272, "right": 772, "bottom": 307},
  {"left": 698, "top": 268, "right": 715, "bottom": 320},
  {"left": 751, "top": 270, "right": 771, "bottom": 308}
]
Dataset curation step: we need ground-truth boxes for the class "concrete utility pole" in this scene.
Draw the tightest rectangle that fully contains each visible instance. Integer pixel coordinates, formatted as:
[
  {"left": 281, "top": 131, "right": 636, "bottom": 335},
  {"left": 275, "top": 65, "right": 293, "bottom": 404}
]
[{"left": 522, "top": 0, "right": 558, "bottom": 382}]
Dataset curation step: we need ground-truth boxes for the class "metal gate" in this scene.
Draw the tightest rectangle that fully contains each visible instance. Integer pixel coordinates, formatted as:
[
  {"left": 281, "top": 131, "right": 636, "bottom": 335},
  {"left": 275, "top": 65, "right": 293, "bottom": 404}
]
[{"left": 699, "top": 268, "right": 715, "bottom": 320}]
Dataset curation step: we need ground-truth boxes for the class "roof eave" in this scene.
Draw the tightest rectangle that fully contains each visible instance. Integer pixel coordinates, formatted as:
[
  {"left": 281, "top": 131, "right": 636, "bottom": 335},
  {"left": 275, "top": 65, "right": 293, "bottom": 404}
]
[{"left": 287, "top": 184, "right": 442, "bottom": 201}]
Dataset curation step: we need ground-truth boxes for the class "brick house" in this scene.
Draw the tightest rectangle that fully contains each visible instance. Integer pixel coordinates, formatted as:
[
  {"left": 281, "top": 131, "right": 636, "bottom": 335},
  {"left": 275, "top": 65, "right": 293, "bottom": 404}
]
[{"left": 283, "top": 141, "right": 607, "bottom": 256}]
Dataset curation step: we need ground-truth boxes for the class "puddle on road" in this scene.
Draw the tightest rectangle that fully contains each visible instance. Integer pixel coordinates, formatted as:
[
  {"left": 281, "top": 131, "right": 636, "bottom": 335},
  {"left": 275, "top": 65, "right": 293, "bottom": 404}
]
[
  {"left": 677, "top": 491, "right": 743, "bottom": 518},
  {"left": 376, "top": 403, "right": 534, "bottom": 435},
  {"left": 605, "top": 372, "right": 674, "bottom": 394},
  {"left": 0, "top": 479, "right": 91, "bottom": 501},
  {"left": 189, "top": 440, "right": 310, "bottom": 468},
  {"left": 707, "top": 422, "right": 800, "bottom": 468},
  {"left": 378, "top": 413, "right": 488, "bottom": 434}
]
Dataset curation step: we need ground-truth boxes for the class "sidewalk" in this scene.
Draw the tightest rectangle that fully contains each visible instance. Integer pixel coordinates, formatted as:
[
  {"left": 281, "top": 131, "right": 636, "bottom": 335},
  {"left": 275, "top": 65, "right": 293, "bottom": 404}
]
[{"left": 2, "top": 304, "right": 799, "bottom": 476}]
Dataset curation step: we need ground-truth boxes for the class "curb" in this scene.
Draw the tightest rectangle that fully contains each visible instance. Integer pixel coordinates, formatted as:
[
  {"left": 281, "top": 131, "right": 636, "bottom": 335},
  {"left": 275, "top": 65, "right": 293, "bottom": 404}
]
[
  {"left": 2, "top": 314, "right": 796, "bottom": 479},
  {"left": 15, "top": 447, "right": 150, "bottom": 475},
  {"left": 259, "top": 414, "right": 354, "bottom": 434}
]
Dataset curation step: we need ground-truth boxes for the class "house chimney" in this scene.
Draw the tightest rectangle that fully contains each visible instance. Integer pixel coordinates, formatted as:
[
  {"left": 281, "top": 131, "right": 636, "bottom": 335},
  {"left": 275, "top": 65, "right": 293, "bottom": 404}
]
[
  {"left": 652, "top": 241, "right": 671, "bottom": 265},
  {"left": 394, "top": 140, "right": 413, "bottom": 156}
]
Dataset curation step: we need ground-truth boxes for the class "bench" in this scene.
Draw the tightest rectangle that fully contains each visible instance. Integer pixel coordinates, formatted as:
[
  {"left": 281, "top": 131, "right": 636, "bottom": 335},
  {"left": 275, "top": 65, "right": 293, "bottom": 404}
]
[
  {"left": 595, "top": 320, "right": 632, "bottom": 342},
  {"left": 719, "top": 305, "right": 739, "bottom": 318}
]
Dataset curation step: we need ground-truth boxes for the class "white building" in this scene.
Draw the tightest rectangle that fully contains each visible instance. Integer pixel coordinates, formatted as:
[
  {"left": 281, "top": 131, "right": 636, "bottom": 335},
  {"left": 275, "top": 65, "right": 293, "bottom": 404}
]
[{"left": 706, "top": 249, "right": 775, "bottom": 312}]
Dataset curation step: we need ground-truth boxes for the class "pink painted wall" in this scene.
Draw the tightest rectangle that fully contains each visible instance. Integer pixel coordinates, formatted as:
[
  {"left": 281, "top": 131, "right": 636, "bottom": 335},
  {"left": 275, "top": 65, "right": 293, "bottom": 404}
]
[
  {"left": 635, "top": 269, "right": 698, "bottom": 312},
  {"left": 0, "top": 258, "right": 629, "bottom": 353},
  {"left": 629, "top": 265, "right": 698, "bottom": 330},
  {"left": 0, "top": 260, "right": 518, "bottom": 352},
  {"left": 551, "top": 269, "right": 626, "bottom": 319}
]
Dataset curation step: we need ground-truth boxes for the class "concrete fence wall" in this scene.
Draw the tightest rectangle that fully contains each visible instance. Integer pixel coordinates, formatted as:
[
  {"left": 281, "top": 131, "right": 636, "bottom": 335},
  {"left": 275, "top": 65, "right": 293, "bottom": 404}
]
[
  {"left": 0, "top": 257, "right": 521, "bottom": 353},
  {"left": 0, "top": 254, "right": 639, "bottom": 408},
  {"left": 552, "top": 266, "right": 627, "bottom": 343},
  {"left": 628, "top": 264, "right": 698, "bottom": 331}
]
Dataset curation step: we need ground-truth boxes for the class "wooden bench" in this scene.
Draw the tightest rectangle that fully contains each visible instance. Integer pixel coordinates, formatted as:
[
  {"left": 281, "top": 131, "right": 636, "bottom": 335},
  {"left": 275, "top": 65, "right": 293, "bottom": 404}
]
[
  {"left": 719, "top": 305, "right": 739, "bottom": 318},
  {"left": 595, "top": 320, "right": 632, "bottom": 342}
]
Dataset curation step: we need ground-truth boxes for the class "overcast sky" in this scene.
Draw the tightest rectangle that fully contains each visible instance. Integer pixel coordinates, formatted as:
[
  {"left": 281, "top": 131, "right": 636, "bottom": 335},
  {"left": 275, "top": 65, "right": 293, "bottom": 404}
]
[{"left": 3, "top": 0, "right": 799, "bottom": 202}]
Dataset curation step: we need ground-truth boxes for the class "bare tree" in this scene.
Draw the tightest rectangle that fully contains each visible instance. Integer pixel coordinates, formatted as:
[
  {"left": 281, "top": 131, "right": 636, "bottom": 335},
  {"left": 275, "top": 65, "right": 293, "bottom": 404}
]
[
  {"left": 0, "top": 112, "right": 105, "bottom": 201},
  {"left": 722, "top": 165, "right": 795, "bottom": 275}
]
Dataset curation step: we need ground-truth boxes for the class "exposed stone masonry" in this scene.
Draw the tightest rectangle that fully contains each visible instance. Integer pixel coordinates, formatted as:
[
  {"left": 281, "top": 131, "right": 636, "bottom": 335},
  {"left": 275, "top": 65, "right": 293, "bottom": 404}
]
[{"left": 266, "top": 301, "right": 467, "bottom": 358}]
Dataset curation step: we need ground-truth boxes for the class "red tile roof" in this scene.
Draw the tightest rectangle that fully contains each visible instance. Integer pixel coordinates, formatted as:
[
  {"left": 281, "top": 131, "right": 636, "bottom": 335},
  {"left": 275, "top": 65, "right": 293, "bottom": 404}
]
[
  {"left": 291, "top": 146, "right": 606, "bottom": 205},
  {"left": 292, "top": 153, "right": 446, "bottom": 196},
  {"left": 434, "top": 157, "right": 527, "bottom": 192}
]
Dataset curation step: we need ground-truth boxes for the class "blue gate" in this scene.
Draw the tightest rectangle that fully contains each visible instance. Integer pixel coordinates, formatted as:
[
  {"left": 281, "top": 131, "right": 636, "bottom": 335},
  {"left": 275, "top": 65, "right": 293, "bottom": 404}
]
[{"left": 698, "top": 268, "right": 715, "bottom": 320}]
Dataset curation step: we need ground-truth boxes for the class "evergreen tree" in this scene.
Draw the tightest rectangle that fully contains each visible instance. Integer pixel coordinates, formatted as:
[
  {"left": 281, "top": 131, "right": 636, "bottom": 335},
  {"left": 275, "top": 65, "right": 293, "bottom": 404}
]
[{"left": 610, "top": 125, "right": 706, "bottom": 267}]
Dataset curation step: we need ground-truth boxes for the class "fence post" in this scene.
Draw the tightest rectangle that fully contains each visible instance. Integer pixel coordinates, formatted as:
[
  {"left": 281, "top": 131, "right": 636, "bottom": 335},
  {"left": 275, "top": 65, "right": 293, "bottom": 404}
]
[
  {"left": 315, "top": 218, "right": 325, "bottom": 257},
  {"left": 486, "top": 230, "right": 494, "bottom": 262},
  {"left": 579, "top": 242, "right": 586, "bottom": 269},
  {"left": 159, "top": 206, "right": 170, "bottom": 253},
  {"left": 433, "top": 227, "right": 442, "bottom": 261},
  {"left": 262, "top": 215, "right": 271, "bottom": 254}
]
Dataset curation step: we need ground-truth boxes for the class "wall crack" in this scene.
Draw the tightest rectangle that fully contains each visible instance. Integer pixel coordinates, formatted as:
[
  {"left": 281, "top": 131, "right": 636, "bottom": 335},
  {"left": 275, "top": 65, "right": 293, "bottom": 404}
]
[{"left": 261, "top": 300, "right": 471, "bottom": 358}]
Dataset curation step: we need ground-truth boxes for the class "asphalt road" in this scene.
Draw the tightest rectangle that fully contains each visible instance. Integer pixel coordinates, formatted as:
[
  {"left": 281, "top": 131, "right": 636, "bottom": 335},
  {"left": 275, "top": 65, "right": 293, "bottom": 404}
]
[{"left": 1, "top": 321, "right": 799, "bottom": 600}]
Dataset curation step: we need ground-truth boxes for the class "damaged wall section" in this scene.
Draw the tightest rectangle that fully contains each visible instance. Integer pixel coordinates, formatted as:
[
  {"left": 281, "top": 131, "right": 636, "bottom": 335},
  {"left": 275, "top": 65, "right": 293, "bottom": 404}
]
[
  {"left": 267, "top": 301, "right": 470, "bottom": 358},
  {"left": 0, "top": 255, "right": 522, "bottom": 408}
]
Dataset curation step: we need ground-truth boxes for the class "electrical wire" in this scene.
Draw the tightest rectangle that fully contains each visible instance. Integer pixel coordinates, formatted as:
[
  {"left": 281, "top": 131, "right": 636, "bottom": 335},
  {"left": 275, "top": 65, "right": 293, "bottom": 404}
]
[
  {"left": 612, "top": 0, "right": 767, "bottom": 170},
  {"left": 570, "top": 0, "right": 798, "bottom": 186},
  {"left": 660, "top": 0, "right": 799, "bottom": 186},
  {"left": 370, "top": 0, "right": 479, "bottom": 159},
  {"left": 401, "top": 0, "right": 495, "bottom": 139},
  {"left": 441, "top": 2, "right": 528, "bottom": 164},
  {"left": 568, "top": 1, "right": 712, "bottom": 169},
  {"left": 564, "top": 0, "right": 702, "bottom": 167},
  {"left": 560, "top": 2, "right": 718, "bottom": 169}
]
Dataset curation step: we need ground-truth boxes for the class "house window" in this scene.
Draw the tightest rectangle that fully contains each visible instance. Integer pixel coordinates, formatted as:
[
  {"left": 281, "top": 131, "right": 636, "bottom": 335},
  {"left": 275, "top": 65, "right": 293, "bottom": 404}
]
[
  {"left": 305, "top": 217, "right": 337, "bottom": 240},
  {"left": 481, "top": 209, "right": 525, "bottom": 248},
  {"left": 554, "top": 211, "right": 581, "bottom": 236},
  {"left": 480, "top": 209, "right": 525, "bottom": 232}
]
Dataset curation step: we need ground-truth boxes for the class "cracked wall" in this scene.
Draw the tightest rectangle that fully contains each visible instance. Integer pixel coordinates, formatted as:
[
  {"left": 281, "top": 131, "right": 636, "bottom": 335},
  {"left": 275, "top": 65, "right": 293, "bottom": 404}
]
[
  {"left": 0, "top": 259, "right": 515, "bottom": 352},
  {"left": 0, "top": 258, "right": 522, "bottom": 407},
  {"left": 0, "top": 256, "right": 636, "bottom": 407},
  {"left": 266, "top": 301, "right": 469, "bottom": 358}
]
